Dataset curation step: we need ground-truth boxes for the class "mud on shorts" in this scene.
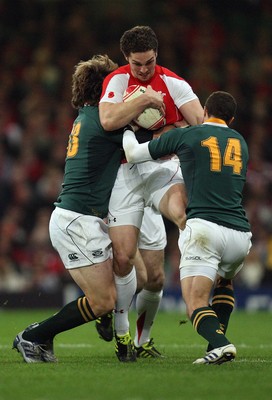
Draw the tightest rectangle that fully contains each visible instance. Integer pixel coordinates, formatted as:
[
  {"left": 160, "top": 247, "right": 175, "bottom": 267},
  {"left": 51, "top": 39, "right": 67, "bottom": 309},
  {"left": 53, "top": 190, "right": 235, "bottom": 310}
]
[{"left": 178, "top": 218, "right": 252, "bottom": 281}]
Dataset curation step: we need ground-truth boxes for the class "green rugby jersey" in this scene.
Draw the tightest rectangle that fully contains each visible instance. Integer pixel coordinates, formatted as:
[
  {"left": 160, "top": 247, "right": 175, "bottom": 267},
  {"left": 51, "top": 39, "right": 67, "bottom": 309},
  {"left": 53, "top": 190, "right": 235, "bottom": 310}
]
[
  {"left": 55, "top": 106, "right": 123, "bottom": 218},
  {"left": 148, "top": 120, "right": 251, "bottom": 232}
]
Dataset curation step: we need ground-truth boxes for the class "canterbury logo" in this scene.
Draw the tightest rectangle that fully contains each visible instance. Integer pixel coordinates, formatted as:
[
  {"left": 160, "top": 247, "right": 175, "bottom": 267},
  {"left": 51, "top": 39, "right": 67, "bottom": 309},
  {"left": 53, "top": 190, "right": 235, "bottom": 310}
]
[
  {"left": 68, "top": 253, "right": 79, "bottom": 261},
  {"left": 216, "top": 329, "right": 224, "bottom": 335}
]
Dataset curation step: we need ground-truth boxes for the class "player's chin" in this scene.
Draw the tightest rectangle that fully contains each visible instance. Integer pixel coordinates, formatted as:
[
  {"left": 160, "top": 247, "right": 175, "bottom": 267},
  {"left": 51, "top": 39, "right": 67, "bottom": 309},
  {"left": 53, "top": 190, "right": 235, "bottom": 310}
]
[{"left": 138, "top": 74, "right": 151, "bottom": 82}]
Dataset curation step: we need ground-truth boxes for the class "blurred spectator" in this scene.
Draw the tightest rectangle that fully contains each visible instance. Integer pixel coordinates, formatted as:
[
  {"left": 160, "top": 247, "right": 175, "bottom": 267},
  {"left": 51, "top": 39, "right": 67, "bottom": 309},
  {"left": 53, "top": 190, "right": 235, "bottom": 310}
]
[{"left": 0, "top": 0, "right": 271, "bottom": 296}]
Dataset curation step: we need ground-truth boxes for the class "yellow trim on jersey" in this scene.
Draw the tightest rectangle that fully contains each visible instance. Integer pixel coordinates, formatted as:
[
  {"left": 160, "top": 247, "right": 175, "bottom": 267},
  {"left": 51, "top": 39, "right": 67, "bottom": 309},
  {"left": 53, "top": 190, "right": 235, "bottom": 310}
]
[{"left": 205, "top": 117, "right": 227, "bottom": 125}]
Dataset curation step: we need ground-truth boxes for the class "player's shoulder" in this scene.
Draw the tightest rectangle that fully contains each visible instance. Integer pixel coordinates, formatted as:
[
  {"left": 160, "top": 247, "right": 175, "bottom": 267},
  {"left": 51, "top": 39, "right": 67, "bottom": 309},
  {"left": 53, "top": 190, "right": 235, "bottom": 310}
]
[
  {"left": 102, "top": 65, "right": 129, "bottom": 85},
  {"left": 180, "top": 124, "right": 203, "bottom": 134},
  {"left": 156, "top": 64, "right": 184, "bottom": 81},
  {"left": 174, "top": 125, "right": 204, "bottom": 142},
  {"left": 162, "top": 125, "right": 192, "bottom": 141},
  {"left": 77, "top": 106, "right": 101, "bottom": 128},
  {"left": 230, "top": 127, "right": 243, "bottom": 137},
  {"left": 230, "top": 128, "right": 248, "bottom": 146}
]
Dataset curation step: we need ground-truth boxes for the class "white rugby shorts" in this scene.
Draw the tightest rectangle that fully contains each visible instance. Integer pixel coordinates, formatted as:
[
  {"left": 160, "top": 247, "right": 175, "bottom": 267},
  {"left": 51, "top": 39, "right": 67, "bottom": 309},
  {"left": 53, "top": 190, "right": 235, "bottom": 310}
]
[
  {"left": 49, "top": 207, "right": 112, "bottom": 270},
  {"left": 178, "top": 218, "right": 252, "bottom": 281},
  {"left": 138, "top": 206, "right": 167, "bottom": 250},
  {"left": 137, "top": 158, "right": 184, "bottom": 211},
  {"left": 108, "top": 163, "right": 167, "bottom": 250}
]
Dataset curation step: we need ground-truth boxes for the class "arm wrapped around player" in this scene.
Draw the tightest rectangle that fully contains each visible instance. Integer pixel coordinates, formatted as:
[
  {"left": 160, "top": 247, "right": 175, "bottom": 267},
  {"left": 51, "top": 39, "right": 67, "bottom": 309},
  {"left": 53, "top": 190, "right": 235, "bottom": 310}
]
[{"left": 123, "top": 128, "right": 153, "bottom": 163}]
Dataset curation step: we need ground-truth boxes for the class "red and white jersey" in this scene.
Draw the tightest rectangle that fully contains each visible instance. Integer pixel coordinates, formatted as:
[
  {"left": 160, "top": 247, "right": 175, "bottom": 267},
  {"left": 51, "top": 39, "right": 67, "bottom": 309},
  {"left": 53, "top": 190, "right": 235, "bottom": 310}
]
[{"left": 100, "top": 64, "right": 198, "bottom": 125}]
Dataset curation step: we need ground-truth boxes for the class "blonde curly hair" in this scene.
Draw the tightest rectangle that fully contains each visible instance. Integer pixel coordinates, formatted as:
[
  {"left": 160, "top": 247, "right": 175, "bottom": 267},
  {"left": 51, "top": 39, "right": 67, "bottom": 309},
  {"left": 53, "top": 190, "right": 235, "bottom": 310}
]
[{"left": 71, "top": 54, "right": 118, "bottom": 109}]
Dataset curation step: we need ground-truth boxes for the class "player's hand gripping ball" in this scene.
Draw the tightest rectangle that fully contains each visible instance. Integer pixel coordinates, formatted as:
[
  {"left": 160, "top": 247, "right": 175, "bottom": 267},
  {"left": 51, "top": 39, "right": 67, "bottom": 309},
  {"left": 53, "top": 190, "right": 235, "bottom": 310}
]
[{"left": 123, "top": 85, "right": 165, "bottom": 130}]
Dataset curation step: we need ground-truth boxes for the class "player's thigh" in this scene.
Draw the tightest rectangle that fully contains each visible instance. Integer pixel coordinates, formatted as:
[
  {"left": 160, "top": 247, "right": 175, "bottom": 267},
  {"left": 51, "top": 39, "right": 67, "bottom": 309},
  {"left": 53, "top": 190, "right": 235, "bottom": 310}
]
[
  {"left": 69, "top": 258, "right": 115, "bottom": 303},
  {"left": 109, "top": 225, "right": 140, "bottom": 275},
  {"left": 138, "top": 207, "right": 167, "bottom": 250},
  {"left": 158, "top": 183, "right": 186, "bottom": 229},
  {"left": 108, "top": 163, "right": 144, "bottom": 228},
  {"left": 139, "top": 159, "right": 184, "bottom": 212},
  {"left": 109, "top": 224, "right": 139, "bottom": 259}
]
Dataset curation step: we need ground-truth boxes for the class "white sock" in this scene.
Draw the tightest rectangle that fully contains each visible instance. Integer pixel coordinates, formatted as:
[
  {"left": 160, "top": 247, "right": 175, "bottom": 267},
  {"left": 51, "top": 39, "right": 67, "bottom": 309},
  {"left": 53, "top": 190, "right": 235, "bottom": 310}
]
[
  {"left": 114, "top": 267, "right": 137, "bottom": 336},
  {"left": 134, "top": 289, "right": 163, "bottom": 347}
]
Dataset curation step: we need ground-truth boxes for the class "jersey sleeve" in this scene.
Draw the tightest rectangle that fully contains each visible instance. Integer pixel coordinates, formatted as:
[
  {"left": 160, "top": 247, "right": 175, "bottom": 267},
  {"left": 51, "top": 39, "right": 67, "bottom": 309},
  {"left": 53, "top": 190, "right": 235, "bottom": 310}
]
[
  {"left": 163, "top": 76, "right": 198, "bottom": 109},
  {"left": 123, "top": 129, "right": 153, "bottom": 163},
  {"left": 100, "top": 73, "right": 129, "bottom": 104}
]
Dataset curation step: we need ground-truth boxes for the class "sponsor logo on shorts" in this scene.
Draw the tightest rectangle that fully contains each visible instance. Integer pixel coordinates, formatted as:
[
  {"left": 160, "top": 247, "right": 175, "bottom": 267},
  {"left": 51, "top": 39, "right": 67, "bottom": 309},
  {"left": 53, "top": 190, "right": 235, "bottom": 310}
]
[
  {"left": 68, "top": 253, "right": 79, "bottom": 261},
  {"left": 185, "top": 256, "right": 201, "bottom": 260},
  {"left": 108, "top": 217, "right": 117, "bottom": 223},
  {"left": 92, "top": 249, "right": 104, "bottom": 258}
]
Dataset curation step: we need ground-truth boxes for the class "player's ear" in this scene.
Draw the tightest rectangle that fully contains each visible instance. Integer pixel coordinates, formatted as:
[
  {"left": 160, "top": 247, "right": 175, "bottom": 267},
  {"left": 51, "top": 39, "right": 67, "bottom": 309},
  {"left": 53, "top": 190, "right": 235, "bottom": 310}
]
[{"left": 203, "top": 106, "right": 209, "bottom": 119}]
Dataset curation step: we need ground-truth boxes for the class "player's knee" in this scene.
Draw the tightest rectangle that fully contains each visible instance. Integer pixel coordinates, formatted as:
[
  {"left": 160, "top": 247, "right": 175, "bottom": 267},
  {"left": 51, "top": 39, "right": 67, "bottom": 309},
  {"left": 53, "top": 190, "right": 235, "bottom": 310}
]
[
  {"left": 113, "top": 250, "right": 136, "bottom": 276},
  {"left": 145, "top": 270, "right": 165, "bottom": 291}
]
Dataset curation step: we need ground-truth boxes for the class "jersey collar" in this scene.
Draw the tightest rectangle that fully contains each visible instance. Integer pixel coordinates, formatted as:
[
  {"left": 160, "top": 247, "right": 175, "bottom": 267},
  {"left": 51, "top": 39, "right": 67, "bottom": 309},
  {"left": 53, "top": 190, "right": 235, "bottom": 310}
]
[{"left": 204, "top": 117, "right": 228, "bottom": 127}]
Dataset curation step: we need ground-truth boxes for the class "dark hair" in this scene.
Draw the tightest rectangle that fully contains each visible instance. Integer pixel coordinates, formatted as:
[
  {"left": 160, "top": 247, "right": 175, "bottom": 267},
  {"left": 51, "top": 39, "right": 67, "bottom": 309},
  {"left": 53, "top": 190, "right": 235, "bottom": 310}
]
[
  {"left": 205, "top": 91, "right": 237, "bottom": 123},
  {"left": 71, "top": 55, "right": 118, "bottom": 109},
  {"left": 120, "top": 25, "right": 158, "bottom": 57}
]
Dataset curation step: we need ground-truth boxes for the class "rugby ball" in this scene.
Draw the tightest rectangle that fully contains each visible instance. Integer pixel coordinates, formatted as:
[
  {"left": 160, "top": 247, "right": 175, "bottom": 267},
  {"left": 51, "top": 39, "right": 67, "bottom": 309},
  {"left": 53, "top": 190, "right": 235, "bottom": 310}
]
[{"left": 123, "top": 85, "right": 165, "bottom": 130}]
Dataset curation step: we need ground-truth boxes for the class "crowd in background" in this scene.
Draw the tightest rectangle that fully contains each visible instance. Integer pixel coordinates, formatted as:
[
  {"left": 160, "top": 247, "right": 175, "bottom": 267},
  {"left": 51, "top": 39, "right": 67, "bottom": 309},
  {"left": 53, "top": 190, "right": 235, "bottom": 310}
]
[{"left": 0, "top": 0, "right": 272, "bottom": 296}]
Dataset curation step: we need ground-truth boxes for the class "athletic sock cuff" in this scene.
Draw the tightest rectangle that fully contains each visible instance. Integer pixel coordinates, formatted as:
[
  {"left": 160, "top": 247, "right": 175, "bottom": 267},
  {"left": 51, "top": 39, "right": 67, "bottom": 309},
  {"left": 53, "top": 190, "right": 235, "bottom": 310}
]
[
  {"left": 191, "top": 306, "right": 217, "bottom": 331},
  {"left": 114, "top": 266, "right": 136, "bottom": 285},
  {"left": 77, "top": 296, "right": 97, "bottom": 321},
  {"left": 212, "top": 287, "right": 235, "bottom": 308},
  {"left": 138, "top": 289, "right": 163, "bottom": 302}
]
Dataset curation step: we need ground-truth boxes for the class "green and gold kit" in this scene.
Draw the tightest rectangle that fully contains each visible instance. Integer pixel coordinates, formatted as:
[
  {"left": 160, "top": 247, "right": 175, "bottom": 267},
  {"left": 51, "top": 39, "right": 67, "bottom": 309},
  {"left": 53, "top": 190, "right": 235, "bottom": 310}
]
[
  {"left": 55, "top": 106, "right": 123, "bottom": 218},
  {"left": 148, "top": 119, "right": 250, "bottom": 232}
]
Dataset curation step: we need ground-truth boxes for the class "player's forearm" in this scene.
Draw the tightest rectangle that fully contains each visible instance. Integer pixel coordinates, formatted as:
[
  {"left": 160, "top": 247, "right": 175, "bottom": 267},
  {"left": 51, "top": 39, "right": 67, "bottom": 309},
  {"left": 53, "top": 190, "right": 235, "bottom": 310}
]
[
  {"left": 99, "top": 97, "right": 156, "bottom": 131},
  {"left": 123, "top": 128, "right": 152, "bottom": 163}
]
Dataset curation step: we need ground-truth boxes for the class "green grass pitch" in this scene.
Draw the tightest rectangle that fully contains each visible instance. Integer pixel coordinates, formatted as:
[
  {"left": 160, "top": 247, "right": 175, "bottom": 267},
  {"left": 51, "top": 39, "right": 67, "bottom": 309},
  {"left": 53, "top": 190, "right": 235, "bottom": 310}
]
[{"left": 1, "top": 309, "right": 272, "bottom": 400}]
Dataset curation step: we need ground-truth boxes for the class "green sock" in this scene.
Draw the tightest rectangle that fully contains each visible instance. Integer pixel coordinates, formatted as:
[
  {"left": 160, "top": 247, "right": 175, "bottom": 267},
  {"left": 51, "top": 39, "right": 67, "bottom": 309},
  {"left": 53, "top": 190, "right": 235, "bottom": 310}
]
[
  {"left": 23, "top": 296, "right": 96, "bottom": 342},
  {"left": 207, "top": 287, "right": 234, "bottom": 351},
  {"left": 191, "top": 306, "right": 230, "bottom": 350}
]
